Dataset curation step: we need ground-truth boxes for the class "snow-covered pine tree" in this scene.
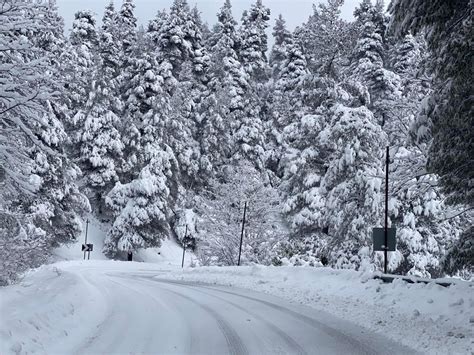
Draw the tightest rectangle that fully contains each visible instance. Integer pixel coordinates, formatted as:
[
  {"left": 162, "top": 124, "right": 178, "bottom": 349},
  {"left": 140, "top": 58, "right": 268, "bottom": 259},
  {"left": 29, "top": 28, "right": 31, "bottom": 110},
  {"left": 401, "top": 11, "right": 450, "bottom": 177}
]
[
  {"left": 149, "top": 0, "right": 214, "bottom": 186},
  {"left": 100, "top": 1, "right": 121, "bottom": 81},
  {"left": 230, "top": 0, "right": 272, "bottom": 169},
  {"left": 320, "top": 103, "right": 387, "bottom": 270},
  {"left": 294, "top": 0, "right": 351, "bottom": 77},
  {"left": 147, "top": 10, "right": 169, "bottom": 50},
  {"left": 0, "top": 0, "right": 88, "bottom": 283},
  {"left": 117, "top": 0, "right": 137, "bottom": 60},
  {"left": 154, "top": 0, "right": 205, "bottom": 78},
  {"left": 166, "top": 61, "right": 202, "bottom": 186},
  {"left": 279, "top": 78, "right": 334, "bottom": 240},
  {"left": 239, "top": 0, "right": 271, "bottom": 83},
  {"left": 269, "top": 14, "right": 291, "bottom": 81},
  {"left": 75, "top": 88, "right": 124, "bottom": 198},
  {"left": 349, "top": 0, "right": 401, "bottom": 125},
  {"left": 383, "top": 32, "right": 467, "bottom": 277},
  {"left": 70, "top": 1, "right": 128, "bottom": 213},
  {"left": 267, "top": 35, "right": 310, "bottom": 177},
  {"left": 205, "top": 0, "right": 248, "bottom": 169},
  {"left": 104, "top": 146, "right": 180, "bottom": 258},
  {"left": 66, "top": 10, "right": 98, "bottom": 120},
  {"left": 389, "top": 0, "right": 473, "bottom": 208},
  {"left": 33, "top": 0, "right": 66, "bottom": 67},
  {"left": 119, "top": 53, "right": 174, "bottom": 180}
]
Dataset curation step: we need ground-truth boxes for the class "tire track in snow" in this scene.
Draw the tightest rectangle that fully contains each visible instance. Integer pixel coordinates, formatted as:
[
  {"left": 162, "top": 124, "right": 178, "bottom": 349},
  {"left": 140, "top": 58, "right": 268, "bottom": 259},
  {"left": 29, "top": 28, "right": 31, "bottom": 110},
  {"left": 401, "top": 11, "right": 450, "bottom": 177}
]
[
  {"left": 152, "top": 278, "right": 383, "bottom": 355},
  {"left": 104, "top": 275, "right": 192, "bottom": 354},
  {"left": 147, "top": 276, "right": 307, "bottom": 355},
  {"left": 156, "top": 285, "right": 249, "bottom": 355}
]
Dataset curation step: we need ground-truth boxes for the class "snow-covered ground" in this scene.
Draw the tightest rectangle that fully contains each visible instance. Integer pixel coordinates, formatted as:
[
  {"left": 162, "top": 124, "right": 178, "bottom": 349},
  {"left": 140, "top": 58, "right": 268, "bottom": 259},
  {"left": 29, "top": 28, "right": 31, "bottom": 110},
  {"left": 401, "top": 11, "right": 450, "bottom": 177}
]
[
  {"left": 160, "top": 265, "right": 474, "bottom": 354},
  {"left": 1, "top": 216, "right": 472, "bottom": 354},
  {"left": 1, "top": 260, "right": 472, "bottom": 354},
  {"left": 52, "top": 215, "right": 197, "bottom": 266}
]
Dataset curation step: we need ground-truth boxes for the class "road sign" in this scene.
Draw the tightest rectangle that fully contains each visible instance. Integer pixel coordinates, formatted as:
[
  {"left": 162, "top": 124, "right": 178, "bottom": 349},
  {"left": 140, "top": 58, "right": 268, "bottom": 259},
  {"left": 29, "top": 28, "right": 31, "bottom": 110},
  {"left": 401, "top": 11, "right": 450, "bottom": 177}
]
[
  {"left": 373, "top": 228, "right": 396, "bottom": 251},
  {"left": 82, "top": 243, "right": 93, "bottom": 252}
]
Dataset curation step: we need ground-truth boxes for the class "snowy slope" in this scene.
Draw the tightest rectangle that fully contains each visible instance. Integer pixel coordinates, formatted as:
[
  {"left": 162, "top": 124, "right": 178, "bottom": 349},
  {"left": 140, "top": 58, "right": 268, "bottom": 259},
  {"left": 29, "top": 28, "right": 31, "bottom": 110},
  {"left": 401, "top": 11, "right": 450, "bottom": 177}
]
[
  {"left": 52, "top": 215, "right": 196, "bottom": 266},
  {"left": 52, "top": 215, "right": 108, "bottom": 261}
]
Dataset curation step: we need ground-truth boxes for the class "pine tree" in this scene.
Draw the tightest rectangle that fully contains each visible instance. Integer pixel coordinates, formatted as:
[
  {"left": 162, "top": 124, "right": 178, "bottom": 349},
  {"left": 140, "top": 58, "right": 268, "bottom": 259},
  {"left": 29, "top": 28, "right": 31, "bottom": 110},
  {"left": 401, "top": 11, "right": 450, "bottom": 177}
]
[
  {"left": 279, "top": 78, "right": 334, "bottom": 239},
  {"left": 0, "top": 0, "right": 88, "bottom": 282},
  {"left": 349, "top": 0, "right": 401, "bottom": 125},
  {"left": 117, "top": 0, "right": 137, "bottom": 59},
  {"left": 75, "top": 89, "right": 124, "bottom": 194},
  {"left": 147, "top": 10, "right": 169, "bottom": 49},
  {"left": 100, "top": 1, "right": 121, "bottom": 81},
  {"left": 320, "top": 103, "right": 387, "bottom": 270},
  {"left": 104, "top": 146, "right": 180, "bottom": 258},
  {"left": 119, "top": 53, "right": 173, "bottom": 179},
  {"left": 268, "top": 36, "right": 310, "bottom": 177},
  {"left": 389, "top": 0, "right": 473, "bottom": 207},
  {"left": 239, "top": 0, "right": 271, "bottom": 83},
  {"left": 383, "top": 33, "right": 461, "bottom": 277},
  {"left": 230, "top": 0, "right": 271, "bottom": 169},
  {"left": 206, "top": 0, "right": 248, "bottom": 167},
  {"left": 155, "top": 0, "right": 206, "bottom": 78},
  {"left": 269, "top": 15, "right": 291, "bottom": 81},
  {"left": 66, "top": 10, "right": 98, "bottom": 136},
  {"left": 294, "top": 0, "right": 351, "bottom": 77}
]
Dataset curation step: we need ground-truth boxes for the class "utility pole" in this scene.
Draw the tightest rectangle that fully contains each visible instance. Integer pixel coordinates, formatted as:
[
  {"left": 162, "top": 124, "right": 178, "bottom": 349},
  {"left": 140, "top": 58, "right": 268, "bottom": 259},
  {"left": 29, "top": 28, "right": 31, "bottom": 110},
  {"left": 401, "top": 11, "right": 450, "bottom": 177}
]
[
  {"left": 237, "top": 201, "right": 247, "bottom": 266},
  {"left": 181, "top": 225, "right": 188, "bottom": 268},
  {"left": 84, "top": 219, "right": 89, "bottom": 260},
  {"left": 384, "top": 146, "right": 389, "bottom": 274}
]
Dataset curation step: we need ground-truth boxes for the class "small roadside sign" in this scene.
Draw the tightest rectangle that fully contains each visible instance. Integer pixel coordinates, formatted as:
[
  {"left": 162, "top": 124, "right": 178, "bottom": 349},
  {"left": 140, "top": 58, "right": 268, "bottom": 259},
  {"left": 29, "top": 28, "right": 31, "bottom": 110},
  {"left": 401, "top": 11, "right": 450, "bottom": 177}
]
[
  {"left": 82, "top": 243, "right": 93, "bottom": 252},
  {"left": 373, "top": 228, "right": 396, "bottom": 251}
]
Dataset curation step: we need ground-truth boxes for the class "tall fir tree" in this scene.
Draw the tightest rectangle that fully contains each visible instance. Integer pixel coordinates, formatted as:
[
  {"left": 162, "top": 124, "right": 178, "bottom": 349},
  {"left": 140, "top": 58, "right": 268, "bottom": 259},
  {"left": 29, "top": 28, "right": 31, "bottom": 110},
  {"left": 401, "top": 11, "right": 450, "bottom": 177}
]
[
  {"left": 104, "top": 146, "right": 180, "bottom": 258},
  {"left": 0, "top": 0, "right": 88, "bottom": 283},
  {"left": 269, "top": 14, "right": 291, "bottom": 81},
  {"left": 294, "top": 0, "right": 351, "bottom": 77},
  {"left": 349, "top": 0, "right": 401, "bottom": 125},
  {"left": 239, "top": 0, "right": 271, "bottom": 83},
  {"left": 389, "top": 0, "right": 473, "bottom": 208}
]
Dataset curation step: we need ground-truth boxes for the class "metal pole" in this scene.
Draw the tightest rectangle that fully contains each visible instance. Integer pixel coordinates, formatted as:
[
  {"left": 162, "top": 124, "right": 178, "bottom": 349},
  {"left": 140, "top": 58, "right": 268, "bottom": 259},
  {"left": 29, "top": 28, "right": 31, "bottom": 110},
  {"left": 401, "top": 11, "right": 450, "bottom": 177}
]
[
  {"left": 384, "top": 146, "right": 389, "bottom": 274},
  {"left": 181, "top": 225, "right": 188, "bottom": 268},
  {"left": 237, "top": 201, "right": 247, "bottom": 266},
  {"left": 84, "top": 219, "right": 89, "bottom": 260}
]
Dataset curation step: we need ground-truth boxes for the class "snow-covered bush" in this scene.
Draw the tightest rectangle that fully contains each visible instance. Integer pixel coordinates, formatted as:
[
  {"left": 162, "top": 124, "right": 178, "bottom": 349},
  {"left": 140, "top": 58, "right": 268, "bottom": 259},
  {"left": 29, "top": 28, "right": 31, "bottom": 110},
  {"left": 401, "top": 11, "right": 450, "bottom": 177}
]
[
  {"left": 0, "top": 213, "right": 50, "bottom": 285},
  {"left": 196, "top": 161, "right": 287, "bottom": 266}
]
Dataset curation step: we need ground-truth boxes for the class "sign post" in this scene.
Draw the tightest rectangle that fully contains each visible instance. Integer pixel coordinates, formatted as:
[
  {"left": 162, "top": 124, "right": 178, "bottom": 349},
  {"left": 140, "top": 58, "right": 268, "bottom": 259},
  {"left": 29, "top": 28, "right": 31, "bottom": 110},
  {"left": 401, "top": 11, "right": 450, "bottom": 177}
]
[
  {"left": 83, "top": 219, "right": 89, "bottom": 260},
  {"left": 384, "top": 146, "right": 389, "bottom": 274},
  {"left": 181, "top": 225, "right": 188, "bottom": 268},
  {"left": 237, "top": 201, "right": 247, "bottom": 266}
]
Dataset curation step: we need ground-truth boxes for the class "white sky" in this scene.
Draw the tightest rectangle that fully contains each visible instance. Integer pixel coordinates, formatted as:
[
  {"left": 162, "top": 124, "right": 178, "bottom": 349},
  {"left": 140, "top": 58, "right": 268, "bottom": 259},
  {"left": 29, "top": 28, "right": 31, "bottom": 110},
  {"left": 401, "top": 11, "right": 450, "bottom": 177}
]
[{"left": 57, "top": 0, "right": 364, "bottom": 34}]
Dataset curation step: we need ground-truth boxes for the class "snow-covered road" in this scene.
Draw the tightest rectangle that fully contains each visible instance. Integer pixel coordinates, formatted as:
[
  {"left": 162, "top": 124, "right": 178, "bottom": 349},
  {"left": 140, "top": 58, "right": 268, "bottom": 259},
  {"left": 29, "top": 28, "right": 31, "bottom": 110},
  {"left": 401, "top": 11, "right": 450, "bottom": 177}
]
[{"left": 1, "top": 261, "right": 417, "bottom": 355}]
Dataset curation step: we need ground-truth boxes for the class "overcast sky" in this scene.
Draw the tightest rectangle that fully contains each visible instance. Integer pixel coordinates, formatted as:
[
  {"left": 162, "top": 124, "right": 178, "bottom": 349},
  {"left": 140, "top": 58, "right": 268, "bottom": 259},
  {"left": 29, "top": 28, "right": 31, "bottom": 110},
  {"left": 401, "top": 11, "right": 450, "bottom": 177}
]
[{"left": 57, "top": 0, "right": 364, "bottom": 34}]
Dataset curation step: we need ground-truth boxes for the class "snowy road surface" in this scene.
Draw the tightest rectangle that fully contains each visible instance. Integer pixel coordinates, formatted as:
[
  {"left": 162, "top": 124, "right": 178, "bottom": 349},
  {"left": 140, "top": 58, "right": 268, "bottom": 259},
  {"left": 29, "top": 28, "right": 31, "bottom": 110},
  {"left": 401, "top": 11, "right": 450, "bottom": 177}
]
[{"left": 1, "top": 261, "right": 418, "bottom": 355}]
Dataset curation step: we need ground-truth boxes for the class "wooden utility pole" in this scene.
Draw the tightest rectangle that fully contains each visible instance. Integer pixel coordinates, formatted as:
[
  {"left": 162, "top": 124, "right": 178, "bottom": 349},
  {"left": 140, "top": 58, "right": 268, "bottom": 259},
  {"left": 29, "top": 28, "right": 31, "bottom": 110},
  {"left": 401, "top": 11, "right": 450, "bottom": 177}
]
[
  {"left": 181, "top": 225, "right": 188, "bottom": 268},
  {"left": 83, "top": 219, "right": 89, "bottom": 260},
  {"left": 237, "top": 201, "right": 247, "bottom": 266},
  {"left": 384, "top": 147, "right": 389, "bottom": 274}
]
